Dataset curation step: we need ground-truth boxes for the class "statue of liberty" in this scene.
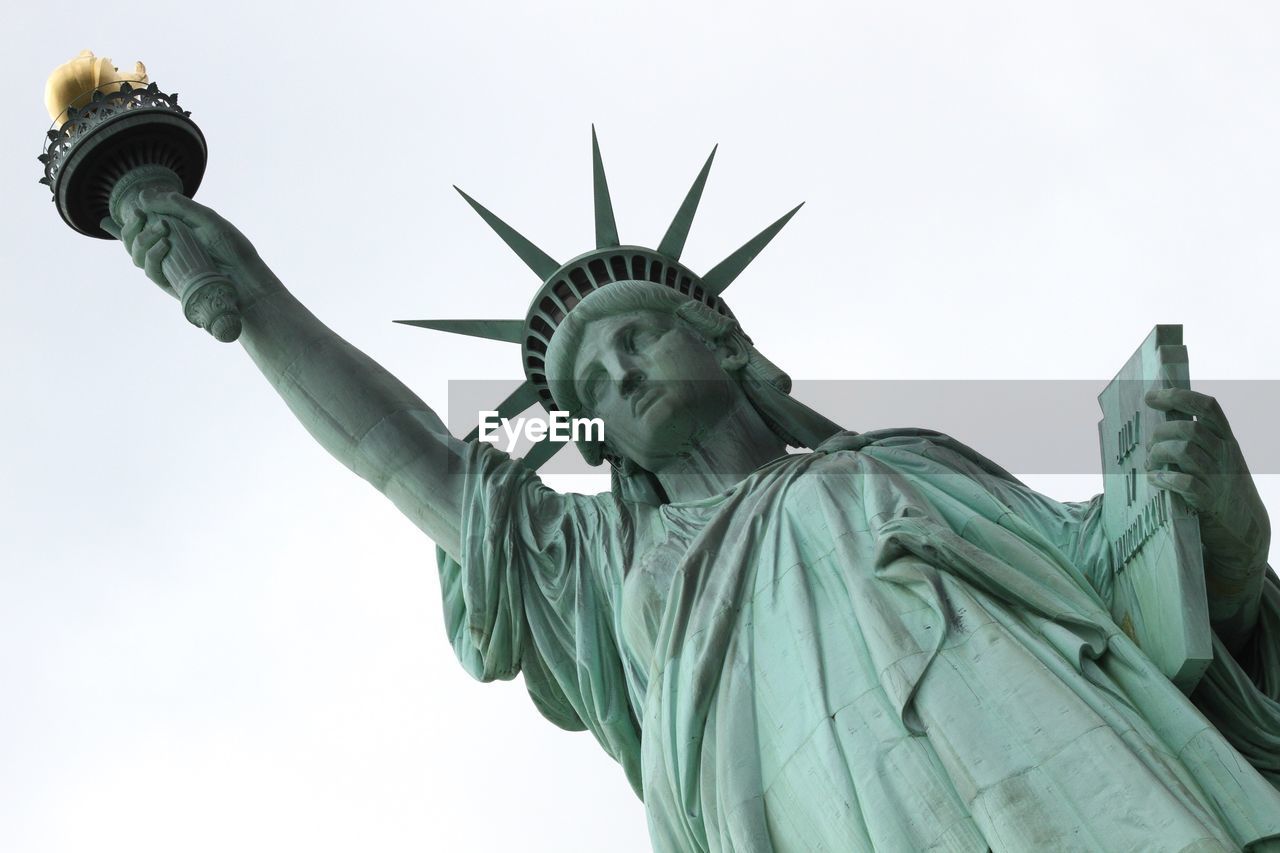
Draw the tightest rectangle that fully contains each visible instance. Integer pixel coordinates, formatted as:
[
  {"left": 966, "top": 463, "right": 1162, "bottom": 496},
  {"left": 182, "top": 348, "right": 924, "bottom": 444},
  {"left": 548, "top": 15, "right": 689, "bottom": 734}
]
[{"left": 99, "top": 130, "right": 1280, "bottom": 851}]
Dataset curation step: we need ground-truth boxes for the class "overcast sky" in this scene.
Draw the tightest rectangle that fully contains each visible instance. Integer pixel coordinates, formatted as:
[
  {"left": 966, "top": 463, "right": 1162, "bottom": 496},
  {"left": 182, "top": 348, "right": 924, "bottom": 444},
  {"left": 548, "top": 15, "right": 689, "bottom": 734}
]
[{"left": 3, "top": 3, "right": 1280, "bottom": 851}]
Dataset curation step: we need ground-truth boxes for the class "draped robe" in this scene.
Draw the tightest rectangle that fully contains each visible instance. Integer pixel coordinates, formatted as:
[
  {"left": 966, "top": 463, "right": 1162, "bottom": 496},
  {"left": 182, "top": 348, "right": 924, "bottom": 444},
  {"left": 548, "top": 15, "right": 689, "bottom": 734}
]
[{"left": 436, "top": 430, "right": 1280, "bottom": 852}]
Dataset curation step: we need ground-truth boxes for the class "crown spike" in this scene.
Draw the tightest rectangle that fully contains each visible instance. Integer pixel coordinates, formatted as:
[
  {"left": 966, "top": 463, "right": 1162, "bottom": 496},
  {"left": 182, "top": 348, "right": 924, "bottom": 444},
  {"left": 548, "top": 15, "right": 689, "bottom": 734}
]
[
  {"left": 521, "top": 437, "right": 569, "bottom": 470},
  {"left": 393, "top": 318, "right": 524, "bottom": 344},
  {"left": 657, "top": 145, "right": 717, "bottom": 261},
  {"left": 464, "top": 380, "right": 541, "bottom": 443},
  {"left": 592, "top": 126, "right": 620, "bottom": 249},
  {"left": 455, "top": 186, "right": 560, "bottom": 280},
  {"left": 700, "top": 203, "right": 804, "bottom": 295}
]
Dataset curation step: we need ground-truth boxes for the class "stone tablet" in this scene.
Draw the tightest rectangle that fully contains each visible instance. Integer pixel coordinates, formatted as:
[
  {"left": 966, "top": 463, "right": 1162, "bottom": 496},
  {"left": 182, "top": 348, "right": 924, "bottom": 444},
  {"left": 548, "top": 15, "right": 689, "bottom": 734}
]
[{"left": 1097, "top": 325, "right": 1212, "bottom": 694}]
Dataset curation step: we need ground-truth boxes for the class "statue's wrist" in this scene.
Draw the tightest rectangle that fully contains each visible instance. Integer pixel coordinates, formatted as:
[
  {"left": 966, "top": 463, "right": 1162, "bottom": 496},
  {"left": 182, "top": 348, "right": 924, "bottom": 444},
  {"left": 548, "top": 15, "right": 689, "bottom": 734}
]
[
  {"left": 230, "top": 256, "right": 283, "bottom": 299},
  {"left": 1200, "top": 514, "right": 1268, "bottom": 572},
  {"left": 1203, "top": 548, "right": 1269, "bottom": 591},
  {"left": 235, "top": 273, "right": 300, "bottom": 334}
]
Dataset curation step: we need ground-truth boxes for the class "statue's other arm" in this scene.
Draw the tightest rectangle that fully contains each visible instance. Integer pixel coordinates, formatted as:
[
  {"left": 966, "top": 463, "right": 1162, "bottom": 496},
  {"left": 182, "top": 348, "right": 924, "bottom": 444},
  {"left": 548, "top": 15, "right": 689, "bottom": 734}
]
[
  {"left": 102, "top": 190, "right": 465, "bottom": 559},
  {"left": 933, "top": 423, "right": 1270, "bottom": 656},
  {"left": 1144, "top": 388, "right": 1272, "bottom": 655}
]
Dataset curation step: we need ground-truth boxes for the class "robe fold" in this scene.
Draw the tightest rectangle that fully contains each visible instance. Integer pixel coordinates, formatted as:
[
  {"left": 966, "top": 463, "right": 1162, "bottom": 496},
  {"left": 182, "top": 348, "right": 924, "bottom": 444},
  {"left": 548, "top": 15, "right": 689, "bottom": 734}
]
[{"left": 436, "top": 429, "right": 1280, "bottom": 852}]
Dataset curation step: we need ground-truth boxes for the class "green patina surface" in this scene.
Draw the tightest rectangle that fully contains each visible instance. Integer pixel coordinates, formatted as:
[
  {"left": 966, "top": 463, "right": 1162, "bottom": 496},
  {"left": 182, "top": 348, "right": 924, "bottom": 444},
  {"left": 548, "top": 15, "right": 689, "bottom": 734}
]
[{"left": 72, "top": 127, "right": 1280, "bottom": 850}]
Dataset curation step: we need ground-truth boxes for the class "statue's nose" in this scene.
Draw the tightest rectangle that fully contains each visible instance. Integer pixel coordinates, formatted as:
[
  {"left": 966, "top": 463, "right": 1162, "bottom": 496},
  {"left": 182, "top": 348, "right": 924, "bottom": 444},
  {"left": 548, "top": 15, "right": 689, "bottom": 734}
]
[{"left": 619, "top": 369, "right": 645, "bottom": 399}]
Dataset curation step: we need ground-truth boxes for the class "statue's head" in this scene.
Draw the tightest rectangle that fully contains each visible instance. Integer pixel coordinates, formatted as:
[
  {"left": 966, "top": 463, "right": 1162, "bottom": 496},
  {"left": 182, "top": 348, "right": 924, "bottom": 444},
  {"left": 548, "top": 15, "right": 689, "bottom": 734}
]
[
  {"left": 546, "top": 280, "right": 785, "bottom": 474},
  {"left": 406, "top": 132, "right": 843, "bottom": 499}
]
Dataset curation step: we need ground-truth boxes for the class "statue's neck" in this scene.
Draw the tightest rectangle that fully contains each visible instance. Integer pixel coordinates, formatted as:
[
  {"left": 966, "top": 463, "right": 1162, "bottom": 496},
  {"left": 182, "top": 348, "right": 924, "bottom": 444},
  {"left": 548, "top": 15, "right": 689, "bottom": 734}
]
[{"left": 652, "top": 395, "right": 789, "bottom": 503}]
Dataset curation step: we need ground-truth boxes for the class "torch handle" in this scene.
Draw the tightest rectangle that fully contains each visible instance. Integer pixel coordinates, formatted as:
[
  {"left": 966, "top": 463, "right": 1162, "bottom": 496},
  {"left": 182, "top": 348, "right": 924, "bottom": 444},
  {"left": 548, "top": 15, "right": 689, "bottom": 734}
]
[{"left": 157, "top": 214, "right": 242, "bottom": 343}]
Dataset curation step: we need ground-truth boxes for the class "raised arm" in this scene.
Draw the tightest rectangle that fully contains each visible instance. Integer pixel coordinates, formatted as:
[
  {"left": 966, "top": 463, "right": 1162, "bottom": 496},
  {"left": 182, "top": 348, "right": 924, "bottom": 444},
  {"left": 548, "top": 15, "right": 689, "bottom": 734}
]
[{"left": 103, "top": 189, "right": 466, "bottom": 559}]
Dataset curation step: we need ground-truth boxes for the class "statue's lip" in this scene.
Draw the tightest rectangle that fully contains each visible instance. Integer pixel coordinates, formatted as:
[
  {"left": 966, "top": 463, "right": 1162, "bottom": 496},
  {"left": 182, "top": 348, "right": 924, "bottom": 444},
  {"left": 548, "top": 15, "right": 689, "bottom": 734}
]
[{"left": 632, "top": 385, "right": 660, "bottom": 418}]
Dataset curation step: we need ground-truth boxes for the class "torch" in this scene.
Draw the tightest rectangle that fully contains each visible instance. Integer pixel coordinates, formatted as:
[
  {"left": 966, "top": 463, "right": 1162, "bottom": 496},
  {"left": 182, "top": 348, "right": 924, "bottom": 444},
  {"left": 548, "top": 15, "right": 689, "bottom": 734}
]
[{"left": 38, "top": 50, "right": 240, "bottom": 342}]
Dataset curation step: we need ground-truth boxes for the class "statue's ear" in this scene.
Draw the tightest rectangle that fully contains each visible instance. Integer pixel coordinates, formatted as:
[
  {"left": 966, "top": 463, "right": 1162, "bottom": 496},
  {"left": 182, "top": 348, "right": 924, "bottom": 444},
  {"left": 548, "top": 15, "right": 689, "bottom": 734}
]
[{"left": 717, "top": 331, "right": 751, "bottom": 373}]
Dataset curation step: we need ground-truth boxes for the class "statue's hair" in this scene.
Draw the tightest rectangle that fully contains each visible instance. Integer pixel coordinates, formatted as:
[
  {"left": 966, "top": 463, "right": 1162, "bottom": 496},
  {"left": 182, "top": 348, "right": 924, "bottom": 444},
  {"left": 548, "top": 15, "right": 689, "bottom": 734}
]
[{"left": 545, "top": 279, "right": 796, "bottom": 472}]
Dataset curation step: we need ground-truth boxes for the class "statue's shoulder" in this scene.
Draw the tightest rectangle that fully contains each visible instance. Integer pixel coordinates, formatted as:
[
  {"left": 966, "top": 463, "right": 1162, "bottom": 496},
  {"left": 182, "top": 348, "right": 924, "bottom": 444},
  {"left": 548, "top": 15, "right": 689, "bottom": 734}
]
[{"left": 815, "top": 428, "right": 1022, "bottom": 487}]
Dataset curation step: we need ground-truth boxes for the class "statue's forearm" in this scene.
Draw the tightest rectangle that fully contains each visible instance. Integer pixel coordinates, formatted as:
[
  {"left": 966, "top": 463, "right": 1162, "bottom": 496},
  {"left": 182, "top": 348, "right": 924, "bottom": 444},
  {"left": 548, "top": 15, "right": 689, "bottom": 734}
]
[
  {"left": 1205, "top": 559, "right": 1267, "bottom": 655},
  {"left": 236, "top": 274, "right": 464, "bottom": 557},
  {"left": 1200, "top": 487, "right": 1271, "bottom": 656}
]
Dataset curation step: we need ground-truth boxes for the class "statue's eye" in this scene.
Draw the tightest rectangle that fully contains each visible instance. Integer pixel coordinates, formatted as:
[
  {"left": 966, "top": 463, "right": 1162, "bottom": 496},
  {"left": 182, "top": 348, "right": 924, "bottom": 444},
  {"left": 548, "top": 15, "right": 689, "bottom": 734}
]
[
  {"left": 624, "top": 327, "right": 638, "bottom": 354},
  {"left": 628, "top": 326, "right": 661, "bottom": 353}
]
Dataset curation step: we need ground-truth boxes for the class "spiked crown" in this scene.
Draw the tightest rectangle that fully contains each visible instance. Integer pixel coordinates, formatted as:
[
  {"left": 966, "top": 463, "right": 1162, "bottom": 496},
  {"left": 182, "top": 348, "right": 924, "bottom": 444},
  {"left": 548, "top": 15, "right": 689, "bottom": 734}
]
[{"left": 399, "top": 128, "right": 801, "bottom": 470}]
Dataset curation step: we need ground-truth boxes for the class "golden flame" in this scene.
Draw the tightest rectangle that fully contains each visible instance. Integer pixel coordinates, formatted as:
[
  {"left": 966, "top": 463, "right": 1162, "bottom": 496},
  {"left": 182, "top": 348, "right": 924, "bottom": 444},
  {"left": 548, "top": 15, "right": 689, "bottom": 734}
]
[{"left": 44, "top": 49, "right": 148, "bottom": 127}]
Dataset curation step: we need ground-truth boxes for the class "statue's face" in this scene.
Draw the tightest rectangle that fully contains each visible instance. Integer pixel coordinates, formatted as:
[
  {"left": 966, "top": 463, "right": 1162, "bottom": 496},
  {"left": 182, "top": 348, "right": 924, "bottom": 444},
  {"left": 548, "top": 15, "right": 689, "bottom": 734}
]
[{"left": 571, "top": 309, "right": 742, "bottom": 470}]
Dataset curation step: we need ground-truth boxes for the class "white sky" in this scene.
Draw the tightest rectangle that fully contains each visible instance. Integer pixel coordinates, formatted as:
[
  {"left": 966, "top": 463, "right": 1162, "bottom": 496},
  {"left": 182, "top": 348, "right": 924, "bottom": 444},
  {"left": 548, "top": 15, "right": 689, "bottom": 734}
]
[{"left": 3, "top": 2, "right": 1279, "bottom": 851}]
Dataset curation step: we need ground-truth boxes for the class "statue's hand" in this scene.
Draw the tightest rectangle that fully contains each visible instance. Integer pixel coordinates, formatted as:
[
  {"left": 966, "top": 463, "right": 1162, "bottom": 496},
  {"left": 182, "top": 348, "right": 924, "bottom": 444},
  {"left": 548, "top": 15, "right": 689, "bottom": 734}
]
[
  {"left": 99, "top": 190, "right": 281, "bottom": 312},
  {"left": 1145, "top": 388, "right": 1271, "bottom": 578}
]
